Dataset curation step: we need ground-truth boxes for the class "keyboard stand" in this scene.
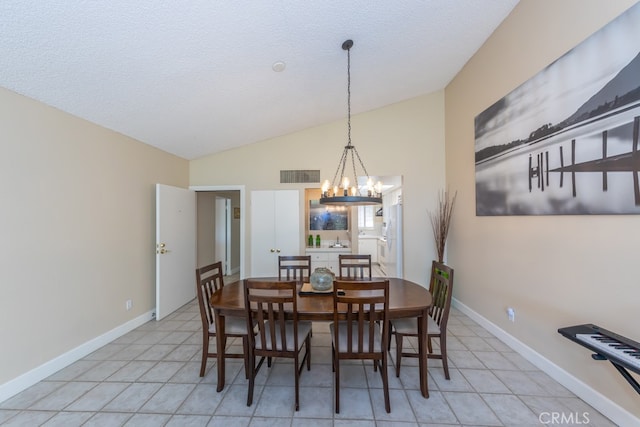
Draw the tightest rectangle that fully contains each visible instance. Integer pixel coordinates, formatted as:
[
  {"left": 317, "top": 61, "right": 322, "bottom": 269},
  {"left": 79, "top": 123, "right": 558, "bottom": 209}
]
[
  {"left": 610, "top": 361, "right": 640, "bottom": 395},
  {"left": 558, "top": 324, "right": 640, "bottom": 396}
]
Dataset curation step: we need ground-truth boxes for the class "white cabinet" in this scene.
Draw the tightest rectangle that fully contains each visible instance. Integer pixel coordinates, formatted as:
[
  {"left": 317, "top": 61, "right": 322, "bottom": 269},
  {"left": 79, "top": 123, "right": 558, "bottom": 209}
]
[
  {"left": 309, "top": 252, "right": 338, "bottom": 274},
  {"left": 251, "top": 190, "right": 300, "bottom": 276},
  {"left": 358, "top": 238, "right": 378, "bottom": 263},
  {"left": 305, "top": 248, "right": 351, "bottom": 275}
]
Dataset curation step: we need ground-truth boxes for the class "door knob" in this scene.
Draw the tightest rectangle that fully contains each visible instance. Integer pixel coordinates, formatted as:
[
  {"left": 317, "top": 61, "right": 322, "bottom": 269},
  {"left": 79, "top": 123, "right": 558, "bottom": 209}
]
[{"left": 270, "top": 248, "right": 275, "bottom": 253}]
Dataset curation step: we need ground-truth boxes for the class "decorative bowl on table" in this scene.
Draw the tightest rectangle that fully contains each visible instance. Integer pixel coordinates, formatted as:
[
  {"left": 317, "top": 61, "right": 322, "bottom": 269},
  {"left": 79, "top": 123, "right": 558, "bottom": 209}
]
[{"left": 309, "top": 267, "right": 334, "bottom": 291}]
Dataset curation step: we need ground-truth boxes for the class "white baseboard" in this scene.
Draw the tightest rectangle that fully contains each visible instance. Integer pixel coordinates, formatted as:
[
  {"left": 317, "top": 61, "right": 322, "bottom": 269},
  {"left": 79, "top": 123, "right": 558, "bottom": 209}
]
[
  {"left": 0, "top": 310, "right": 154, "bottom": 403},
  {"left": 452, "top": 298, "right": 639, "bottom": 427}
]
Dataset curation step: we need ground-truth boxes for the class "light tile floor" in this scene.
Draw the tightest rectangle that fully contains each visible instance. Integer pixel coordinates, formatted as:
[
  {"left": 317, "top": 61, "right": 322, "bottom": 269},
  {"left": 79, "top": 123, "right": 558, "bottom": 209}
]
[{"left": 0, "top": 281, "right": 617, "bottom": 426}]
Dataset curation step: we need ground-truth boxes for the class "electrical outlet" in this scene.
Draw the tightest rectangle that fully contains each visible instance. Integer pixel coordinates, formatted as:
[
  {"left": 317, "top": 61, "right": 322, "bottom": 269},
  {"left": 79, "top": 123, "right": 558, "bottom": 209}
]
[
  {"left": 126, "top": 299, "right": 132, "bottom": 311},
  {"left": 507, "top": 307, "right": 515, "bottom": 322}
]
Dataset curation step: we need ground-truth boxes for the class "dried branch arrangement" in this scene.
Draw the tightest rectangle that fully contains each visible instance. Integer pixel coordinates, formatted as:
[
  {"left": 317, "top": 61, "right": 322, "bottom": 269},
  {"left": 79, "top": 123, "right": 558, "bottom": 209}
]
[{"left": 429, "top": 189, "right": 457, "bottom": 263}]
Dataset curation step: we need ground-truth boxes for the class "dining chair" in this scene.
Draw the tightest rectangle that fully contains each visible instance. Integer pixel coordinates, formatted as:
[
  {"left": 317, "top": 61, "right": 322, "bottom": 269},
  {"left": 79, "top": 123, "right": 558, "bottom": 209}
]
[
  {"left": 390, "top": 260, "right": 454, "bottom": 379},
  {"left": 196, "top": 261, "right": 249, "bottom": 378},
  {"left": 278, "top": 255, "right": 312, "bottom": 280},
  {"left": 279, "top": 255, "right": 313, "bottom": 340},
  {"left": 243, "top": 279, "right": 312, "bottom": 411},
  {"left": 338, "top": 254, "right": 372, "bottom": 279},
  {"left": 330, "top": 279, "right": 391, "bottom": 413}
]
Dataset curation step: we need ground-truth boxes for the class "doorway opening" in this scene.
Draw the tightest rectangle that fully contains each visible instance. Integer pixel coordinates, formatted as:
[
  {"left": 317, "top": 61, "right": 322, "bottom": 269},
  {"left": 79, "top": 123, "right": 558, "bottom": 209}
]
[{"left": 193, "top": 185, "right": 244, "bottom": 281}]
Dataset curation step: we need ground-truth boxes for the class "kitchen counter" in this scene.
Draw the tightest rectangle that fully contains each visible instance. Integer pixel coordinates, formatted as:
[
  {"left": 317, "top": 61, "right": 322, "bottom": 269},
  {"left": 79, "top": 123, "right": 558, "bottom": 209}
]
[{"left": 305, "top": 247, "right": 351, "bottom": 253}]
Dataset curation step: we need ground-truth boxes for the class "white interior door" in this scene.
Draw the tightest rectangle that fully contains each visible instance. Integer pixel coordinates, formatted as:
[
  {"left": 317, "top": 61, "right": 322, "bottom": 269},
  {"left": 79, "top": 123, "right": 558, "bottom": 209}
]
[
  {"left": 214, "top": 197, "right": 230, "bottom": 274},
  {"left": 274, "top": 190, "right": 300, "bottom": 255},
  {"left": 156, "top": 184, "right": 196, "bottom": 320},
  {"left": 250, "top": 191, "right": 276, "bottom": 277},
  {"left": 250, "top": 190, "right": 299, "bottom": 276}
]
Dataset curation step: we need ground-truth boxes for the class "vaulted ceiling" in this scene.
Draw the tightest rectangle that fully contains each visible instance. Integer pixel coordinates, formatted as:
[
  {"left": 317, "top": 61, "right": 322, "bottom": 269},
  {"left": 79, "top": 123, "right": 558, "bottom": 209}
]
[{"left": 0, "top": 1, "right": 519, "bottom": 159}]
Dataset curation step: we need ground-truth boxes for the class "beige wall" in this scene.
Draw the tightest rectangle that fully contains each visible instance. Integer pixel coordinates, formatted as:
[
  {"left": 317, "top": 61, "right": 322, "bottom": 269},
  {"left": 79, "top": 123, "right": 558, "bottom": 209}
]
[
  {"left": 0, "top": 87, "right": 188, "bottom": 384},
  {"left": 191, "top": 92, "right": 446, "bottom": 283},
  {"left": 445, "top": 0, "right": 639, "bottom": 419}
]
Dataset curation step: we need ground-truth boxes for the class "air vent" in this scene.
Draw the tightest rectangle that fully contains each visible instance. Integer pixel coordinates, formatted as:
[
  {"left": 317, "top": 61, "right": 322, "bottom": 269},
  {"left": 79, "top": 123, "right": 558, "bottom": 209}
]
[{"left": 280, "top": 170, "right": 320, "bottom": 184}]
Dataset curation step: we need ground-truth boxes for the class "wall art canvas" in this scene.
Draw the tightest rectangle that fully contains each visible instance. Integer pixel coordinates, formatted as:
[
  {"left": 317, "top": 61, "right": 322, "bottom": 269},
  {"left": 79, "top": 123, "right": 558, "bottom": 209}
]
[
  {"left": 475, "top": 3, "right": 640, "bottom": 215},
  {"left": 309, "top": 201, "right": 349, "bottom": 230}
]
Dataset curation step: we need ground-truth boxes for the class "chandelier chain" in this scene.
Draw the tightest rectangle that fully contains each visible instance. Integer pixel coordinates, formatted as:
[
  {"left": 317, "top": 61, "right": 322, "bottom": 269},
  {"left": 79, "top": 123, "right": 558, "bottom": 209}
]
[{"left": 347, "top": 44, "right": 351, "bottom": 147}]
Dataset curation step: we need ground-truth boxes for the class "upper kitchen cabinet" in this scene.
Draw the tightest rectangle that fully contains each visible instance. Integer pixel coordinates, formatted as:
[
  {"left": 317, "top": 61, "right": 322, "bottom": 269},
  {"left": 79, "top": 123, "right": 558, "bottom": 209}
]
[{"left": 250, "top": 190, "right": 300, "bottom": 276}]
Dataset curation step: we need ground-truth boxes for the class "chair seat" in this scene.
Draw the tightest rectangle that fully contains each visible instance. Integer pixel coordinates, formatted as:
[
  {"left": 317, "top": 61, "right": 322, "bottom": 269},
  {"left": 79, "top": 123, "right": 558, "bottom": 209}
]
[
  {"left": 255, "top": 320, "right": 312, "bottom": 351},
  {"left": 209, "top": 315, "right": 248, "bottom": 335},
  {"left": 391, "top": 315, "right": 440, "bottom": 335},
  {"left": 330, "top": 321, "right": 383, "bottom": 352}
]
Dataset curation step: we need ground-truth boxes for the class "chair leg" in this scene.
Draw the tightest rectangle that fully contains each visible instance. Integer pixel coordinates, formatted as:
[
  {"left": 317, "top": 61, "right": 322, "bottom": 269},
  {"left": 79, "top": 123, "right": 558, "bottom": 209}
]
[
  {"left": 242, "top": 336, "right": 250, "bottom": 379},
  {"left": 200, "top": 332, "right": 209, "bottom": 377},
  {"left": 294, "top": 355, "right": 300, "bottom": 411},
  {"left": 334, "top": 353, "right": 340, "bottom": 414},
  {"left": 380, "top": 356, "right": 391, "bottom": 413},
  {"left": 394, "top": 332, "right": 403, "bottom": 378},
  {"left": 246, "top": 348, "right": 255, "bottom": 407},
  {"left": 306, "top": 336, "right": 311, "bottom": 371},
  {"left": 440, "top": 335, "right": 450, "bottom": 380},
  {"left": 331, "top": 346, "right": 335, "bottom": 372}
]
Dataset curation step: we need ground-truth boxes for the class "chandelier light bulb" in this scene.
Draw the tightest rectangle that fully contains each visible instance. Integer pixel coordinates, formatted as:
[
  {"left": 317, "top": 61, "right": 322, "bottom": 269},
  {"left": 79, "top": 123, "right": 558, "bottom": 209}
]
[{"left": 342, "top": 177, "right": 350, "bottom": 189}]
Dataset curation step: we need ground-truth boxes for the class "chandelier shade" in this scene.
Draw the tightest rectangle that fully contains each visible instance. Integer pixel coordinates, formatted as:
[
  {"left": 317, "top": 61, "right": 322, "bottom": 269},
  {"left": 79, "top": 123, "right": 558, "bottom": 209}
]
[{"left": 319, "top": 40, "right": 382, "bottom": 206}]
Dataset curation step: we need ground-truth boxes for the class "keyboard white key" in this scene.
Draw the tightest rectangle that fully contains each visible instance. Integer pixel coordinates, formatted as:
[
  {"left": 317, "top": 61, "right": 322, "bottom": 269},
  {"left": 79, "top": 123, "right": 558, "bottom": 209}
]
[{"left": 576, "top": 334, "right": 640, "bottom": 372}]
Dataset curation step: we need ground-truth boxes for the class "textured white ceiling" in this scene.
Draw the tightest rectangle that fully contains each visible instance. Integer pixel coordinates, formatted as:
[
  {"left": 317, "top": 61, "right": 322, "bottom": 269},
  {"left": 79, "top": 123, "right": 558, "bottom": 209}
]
[{"left": 0, "top": 1, "right": 519, "bottom": 160}]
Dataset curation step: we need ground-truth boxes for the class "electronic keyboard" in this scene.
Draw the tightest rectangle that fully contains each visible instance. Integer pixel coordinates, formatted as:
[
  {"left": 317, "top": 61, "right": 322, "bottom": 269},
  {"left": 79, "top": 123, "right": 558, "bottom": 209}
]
[{"left": 558, "top": 324, "right": 640, "bottom": 394}]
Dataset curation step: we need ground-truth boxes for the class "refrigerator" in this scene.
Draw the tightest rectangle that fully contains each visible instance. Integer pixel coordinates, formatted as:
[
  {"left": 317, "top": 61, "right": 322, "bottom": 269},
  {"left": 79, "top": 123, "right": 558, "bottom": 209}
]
[{"left": 384, "top": 203, "right": 403, "bottom": 278}]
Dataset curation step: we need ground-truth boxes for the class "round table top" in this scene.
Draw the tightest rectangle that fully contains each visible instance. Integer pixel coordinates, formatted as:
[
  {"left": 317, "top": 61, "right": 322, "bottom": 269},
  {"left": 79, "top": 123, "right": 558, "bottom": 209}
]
[{"left": 210, "top": 277, "right": 432, "bottom": 321}]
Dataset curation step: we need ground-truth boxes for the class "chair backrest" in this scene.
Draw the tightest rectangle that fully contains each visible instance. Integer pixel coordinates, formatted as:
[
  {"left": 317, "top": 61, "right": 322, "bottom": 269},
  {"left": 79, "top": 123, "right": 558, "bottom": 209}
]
[
  {"left": 332, "top": 279, "right": 389, "bottom": 355},
  {"left": 338, "top": 254, "right": 372, "bottom": 279},
  {"left": 429, "top": 261, "right": 454, "bottom": 331},
  {"left": 278, "top": 255, "right": 312, "bottom": 281},
  {"left": 196, "top": 261, "right": 225, "bottom": 329},
  {"left": 244, "top": 279, "right": 299, "bottom": 354}
]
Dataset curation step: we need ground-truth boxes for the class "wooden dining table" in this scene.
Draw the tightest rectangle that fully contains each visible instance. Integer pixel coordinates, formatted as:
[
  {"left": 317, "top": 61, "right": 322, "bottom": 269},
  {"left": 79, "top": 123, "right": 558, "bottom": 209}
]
[{"left": 209, "top": 277, "right": 432, "bottom": 398}]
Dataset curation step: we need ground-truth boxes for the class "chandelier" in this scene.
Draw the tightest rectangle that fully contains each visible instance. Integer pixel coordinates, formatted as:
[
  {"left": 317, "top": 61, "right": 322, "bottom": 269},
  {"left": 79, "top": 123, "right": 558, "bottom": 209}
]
[{"left": 319, "top": 39, "right": 383, "bottom": 206}]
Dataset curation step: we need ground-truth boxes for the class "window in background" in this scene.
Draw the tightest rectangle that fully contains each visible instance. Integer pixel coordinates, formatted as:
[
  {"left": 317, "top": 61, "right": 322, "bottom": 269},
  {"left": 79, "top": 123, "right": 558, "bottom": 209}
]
[{"left": 358, "top": 206, "right": 374, "bottom": 229}]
